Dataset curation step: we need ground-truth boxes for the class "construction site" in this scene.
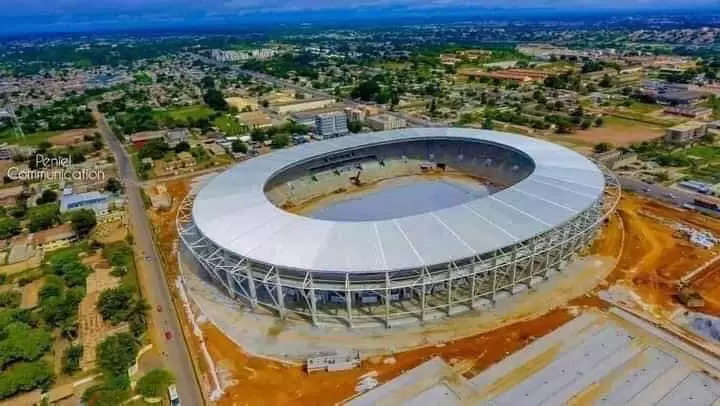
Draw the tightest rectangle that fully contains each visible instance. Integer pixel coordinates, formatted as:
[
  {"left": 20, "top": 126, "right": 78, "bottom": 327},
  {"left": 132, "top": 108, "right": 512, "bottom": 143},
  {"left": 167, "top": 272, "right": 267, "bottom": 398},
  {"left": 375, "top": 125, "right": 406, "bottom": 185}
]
[{"left": 145, "top": 167, "right": 720, "bottom": 405}]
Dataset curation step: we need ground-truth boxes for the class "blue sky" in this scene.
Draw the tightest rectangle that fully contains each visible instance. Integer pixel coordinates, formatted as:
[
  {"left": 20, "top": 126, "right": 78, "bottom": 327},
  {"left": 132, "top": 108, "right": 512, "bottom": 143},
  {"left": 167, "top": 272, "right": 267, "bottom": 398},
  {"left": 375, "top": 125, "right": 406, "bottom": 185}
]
[
  {"left": 1, "top": 0, "right": 719, "bottom": 35},
  {"left": 6, "top": 0, "right": 720, "bottom": 16}
]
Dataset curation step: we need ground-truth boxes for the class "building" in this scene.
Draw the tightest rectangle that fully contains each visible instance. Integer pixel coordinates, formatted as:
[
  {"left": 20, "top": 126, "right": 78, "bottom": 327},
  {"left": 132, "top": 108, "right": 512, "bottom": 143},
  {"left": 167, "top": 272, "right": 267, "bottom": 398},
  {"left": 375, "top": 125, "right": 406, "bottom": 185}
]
[
  {"left": 271, "top": 97, "right": 335, "bottom": 114},
  {"left": 458, "top": 68, "right": 549, "bottom": 83},
  {"left": 663, "top": 106, "right": 713, "bottom": 119},
  {"left": 346, "top": 107, "right": 367, "bottom": 122},
  {"left": 594, "top": 150, "right": 638, "bottom": 170},
  {"left": 314, "top": 111, "right": 349, "bottom": 138},
  {"left": 60, "top": 191, "right": 109, "bottom": 215},
  {"left": 32, "top": 224, "right": 77, "bottom": 252},
  {"left": 665, "top": 121, "right": 709, "bottom": 144},
  {"left": 129, "top": 131, "right": 164, "bottom": 149},
  {"left": 366, "top": 114, "right": 407, "bottom": 131},
  {"left": 236, "top": 111, "right": 272, "bottom": 130},
  {"left": 164, "top": 128, "right": 190, "bottom": 148}
]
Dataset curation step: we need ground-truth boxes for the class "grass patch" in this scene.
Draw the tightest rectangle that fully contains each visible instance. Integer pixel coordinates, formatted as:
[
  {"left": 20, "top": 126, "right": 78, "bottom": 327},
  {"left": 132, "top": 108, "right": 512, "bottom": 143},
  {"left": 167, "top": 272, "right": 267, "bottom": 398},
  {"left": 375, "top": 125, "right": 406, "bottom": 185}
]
[
  {"left": 0, "top": 130, "right": 61, "bottom": 146},
  {"left": 213, "top": 115, "right": 245, "bottom": 136},
  {"left": 626, "top": 101, "right": 661, "bottom": 114},
  {"left": 153, "top": 106, "right": 214, "bottom": 122},
  {"left": 134, "top": 73, "right": 152, "bottom": 85},
  {"left": 684, "top": 145, "right": 720, "bottom": 161}
]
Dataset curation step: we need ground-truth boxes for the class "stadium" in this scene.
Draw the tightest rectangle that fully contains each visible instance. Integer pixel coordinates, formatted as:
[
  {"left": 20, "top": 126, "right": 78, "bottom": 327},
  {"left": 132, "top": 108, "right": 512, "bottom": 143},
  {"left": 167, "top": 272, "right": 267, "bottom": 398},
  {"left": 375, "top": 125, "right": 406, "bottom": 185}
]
[{"left": 177, "top": 128, "right": 620, "bottom": 327}]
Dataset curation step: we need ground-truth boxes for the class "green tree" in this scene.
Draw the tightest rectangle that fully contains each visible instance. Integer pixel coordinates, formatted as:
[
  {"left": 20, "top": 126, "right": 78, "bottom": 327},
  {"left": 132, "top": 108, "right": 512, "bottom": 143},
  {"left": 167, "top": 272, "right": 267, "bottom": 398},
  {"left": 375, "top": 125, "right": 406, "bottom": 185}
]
[
  {"left": 351, "top": 80, "right": 381, "bottom": 101},
  {"left": 0, "top": 360, "right": 54, "bottom": 400},
  {"left": 70, "top": 209, "right": 97, "bottom": 237},
  {"left": 0, "top": 322, "right": 53, "bottom": 368},
  {"left": 136, "top": 368, "right": 175, "bottom": 398},
  {"left": 27, "top": 204, "right": 60, "bottom": 232},
  {"left": 97, "top": 287, "right": 134, "bottom": 324},
  {"left": 271, "top": 134, "right": 290, "bottom": 149},
  {"left": 36, "top": 189, "right": 58, "bottom": 205},
  {"left": 96, "top": 332, "right": 139, "bottom": 378},
  {"left": 482, "top": 117, "right": 494, "bottom": 130},
  {"left": 348, "top": 120, "right": 363, "bottom": 133},
  {"left": 202, "top": 88, "right": 229, "bottom": 111},
  {"left": 174, "top": 141, "right": 191, "bottom": 153},
  {"left": 231, "top": 140, "right": 248, "bottom": 154},
  {"left": 61, "top": 344, "right": 83, "bottom": 374},
  {"left": 0, "top": 217, "right": 20, "bottom": 240},
  {"left": 104, "top": 178, "right": 122, "bottom": 194},
  {"left": 0, "top": 291, "right": 21, "bottom": 308}
]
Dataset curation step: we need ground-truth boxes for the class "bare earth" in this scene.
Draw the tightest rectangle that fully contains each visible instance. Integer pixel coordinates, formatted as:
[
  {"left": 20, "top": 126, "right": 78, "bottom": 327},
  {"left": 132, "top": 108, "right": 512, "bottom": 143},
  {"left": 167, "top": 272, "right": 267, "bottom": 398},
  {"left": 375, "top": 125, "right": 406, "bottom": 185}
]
[{"left": 563, "top": 120, "right": 665, "bottom": 147}]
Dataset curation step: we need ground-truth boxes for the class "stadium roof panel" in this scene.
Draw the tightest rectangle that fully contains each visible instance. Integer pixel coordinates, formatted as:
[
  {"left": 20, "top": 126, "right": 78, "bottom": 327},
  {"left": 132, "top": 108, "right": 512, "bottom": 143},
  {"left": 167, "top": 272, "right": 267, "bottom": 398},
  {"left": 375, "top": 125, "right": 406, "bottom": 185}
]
[{"left": 192, "top": 128, "right": 605, "bottom": 273}]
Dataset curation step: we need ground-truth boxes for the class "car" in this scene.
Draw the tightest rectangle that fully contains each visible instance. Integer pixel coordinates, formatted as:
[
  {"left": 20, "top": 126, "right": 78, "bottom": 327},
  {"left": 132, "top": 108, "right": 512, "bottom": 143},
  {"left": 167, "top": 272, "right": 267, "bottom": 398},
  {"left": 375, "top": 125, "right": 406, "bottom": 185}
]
[
  {"left": 665, "top": 192, "right": 676, "bottom": 199},
  {"left": 156, "top": 305, "right": 162, "bottom": 312},
  {"left": 642, "top": 187, "right": 651, "bottom": 193},
  {"left": 165, "top": 331, "right": 172, "bottom": 340}
]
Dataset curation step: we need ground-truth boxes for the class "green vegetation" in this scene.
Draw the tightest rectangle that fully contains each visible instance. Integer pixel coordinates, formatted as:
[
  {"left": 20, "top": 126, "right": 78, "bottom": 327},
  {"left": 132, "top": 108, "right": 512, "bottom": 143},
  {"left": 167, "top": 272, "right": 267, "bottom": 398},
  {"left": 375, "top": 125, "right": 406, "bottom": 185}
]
[
  {"left": 0, "top": 323, "right": 53, "bottom": 369},
  {"left": 153, "top": 105, "right": 214, "bottom": 123},
  {"left": 96, "top": 332, "right": 139, "bottom": 379},
  {"left": 0, "top": 217, "right": 21, "bottom": 240},
  {"left": 27, "top": 204, "right": 61, "bottom": 233},
  {"left": 61, "top": 345, "right": 83, "bottom": 374},
  {"left": 134, "top": 72, "right": 153, "bottom": 85},
  {"left": 0, "top": 360, "right": 54, "bottom": 399},
  {"left": 213, "top": 115, "right": 245, "bottom": 136},
  {"left": 69, "top": 209, "right": 97, "bottom": 237},
  {"left": 136, "top": 368, "right": 175, "bottom": 398}
]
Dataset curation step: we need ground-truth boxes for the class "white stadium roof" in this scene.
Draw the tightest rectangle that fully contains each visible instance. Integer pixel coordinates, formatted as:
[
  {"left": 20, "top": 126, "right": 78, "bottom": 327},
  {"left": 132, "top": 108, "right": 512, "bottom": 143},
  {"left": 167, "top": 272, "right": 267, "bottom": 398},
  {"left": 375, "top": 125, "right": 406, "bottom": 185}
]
[{"left": 192, "top": 128, "right": 605, "bottom": 273}]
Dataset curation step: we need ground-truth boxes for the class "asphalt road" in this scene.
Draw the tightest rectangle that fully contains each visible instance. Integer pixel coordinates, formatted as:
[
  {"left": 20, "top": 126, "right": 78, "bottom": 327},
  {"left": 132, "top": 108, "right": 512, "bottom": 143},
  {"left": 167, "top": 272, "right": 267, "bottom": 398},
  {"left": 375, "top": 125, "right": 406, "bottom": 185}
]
[
  {"left": 93, "top": 107, "right": 205, "bottom": 406},
  {"left": 619, "top": 176, "right": 701, "bottom": 207}
]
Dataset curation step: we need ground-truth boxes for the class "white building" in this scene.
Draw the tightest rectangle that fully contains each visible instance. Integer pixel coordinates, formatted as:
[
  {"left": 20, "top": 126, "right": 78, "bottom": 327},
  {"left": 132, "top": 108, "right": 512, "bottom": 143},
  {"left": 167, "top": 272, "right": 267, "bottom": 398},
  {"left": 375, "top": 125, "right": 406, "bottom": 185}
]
[
  {"left": 366, "top": 114, "right": 407, "bottom": 131},
  {"left": 315, "top": 112, "right": 349, "bottom": 138}
]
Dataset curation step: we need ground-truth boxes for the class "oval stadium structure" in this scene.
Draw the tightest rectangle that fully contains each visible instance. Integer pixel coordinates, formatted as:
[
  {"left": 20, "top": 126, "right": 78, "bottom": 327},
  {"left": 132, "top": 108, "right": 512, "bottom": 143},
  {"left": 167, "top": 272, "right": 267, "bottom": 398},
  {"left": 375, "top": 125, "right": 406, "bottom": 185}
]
[{"left": 177, "top": 128, "right": 619, "bottom": 327}]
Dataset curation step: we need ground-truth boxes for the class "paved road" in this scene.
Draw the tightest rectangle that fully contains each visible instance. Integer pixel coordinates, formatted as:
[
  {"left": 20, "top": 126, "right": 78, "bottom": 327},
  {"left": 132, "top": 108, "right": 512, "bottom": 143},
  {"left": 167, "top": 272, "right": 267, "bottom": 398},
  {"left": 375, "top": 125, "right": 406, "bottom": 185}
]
[
  {"left": 92, "top": 107, "right": 205, "bottom": 406},
  {"left": 619, "top": 176, "right": 700, "bottom": 207}
]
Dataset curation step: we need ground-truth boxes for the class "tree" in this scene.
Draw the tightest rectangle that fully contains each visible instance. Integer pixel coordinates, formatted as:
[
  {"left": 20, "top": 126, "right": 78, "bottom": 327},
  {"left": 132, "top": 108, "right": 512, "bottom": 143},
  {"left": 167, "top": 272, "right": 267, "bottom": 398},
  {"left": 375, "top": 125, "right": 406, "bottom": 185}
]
[
  {"left": 36, "top": 189, "right": 58, "bottom": 205},
  {"left": 137, "top": 139, "right": 170, "bottom": 160},
  {"left": 0, "top": 360, "right": 54, "bottom": 400},
  {"left": 174, "top": 141, "right": 191, "bottom": 153},
  {"left": 202, "top": 88, "right": 229, "bottom": 111},
  {"left": 351, "top": 80, "right": 381, "bottom": 101},
  {"left": 482, "top": 117, "right": 494, "bottom": 130},
  {"left": 97, "top": 287, "right": 134, "bottom": 324},
  {"left": 61, "top": 344, "right": 83, "bottom": 374},
  {"left": 128, "top": 299, "right": 150, "bottom": 337},
  {"left": 271, "top": 134, "right": 290, "bottom": 149},
  {"left": 96, "top": 333, "right": 139, "bottom": 378},
  {"left": 250, "top": 128, "right": 267, "bottom": 142},
  {"left": 0, "top": 322, "right": 53, "bottom": 368},
  {"left": 348, "top": 120, "right": 363, "bottom": 133},
  {"left": 231, "top": 140, "right": 248, "bottom": 154},
  {"left": 27, "top": 204, "right": 60, "bottom": 232},
  {"left": 70, "top": 209, "right": 97, "bottom": 237},
  {"left": 599, "top": 74, "right": 613, "bottom": 88},
  {"left": 104, "top": 178, "right": 122, "bottom": 194},
  {"left": 594, "top": 117, "right": 604, "bottom": 127},
  {"left": 136, "top": 368, "right": 175, "bottom": 398},
  {"left": 594, "top": 142, "right": 613, "bottom": 154},
  {"left": 0, "top": 217, "right": 20, "bottom": 240}
]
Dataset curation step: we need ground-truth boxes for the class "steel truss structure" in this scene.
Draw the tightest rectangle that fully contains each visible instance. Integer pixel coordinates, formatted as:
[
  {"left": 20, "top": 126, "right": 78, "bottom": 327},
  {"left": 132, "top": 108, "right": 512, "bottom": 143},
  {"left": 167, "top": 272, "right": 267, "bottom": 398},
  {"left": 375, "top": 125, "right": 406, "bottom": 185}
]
[{"left": 177, "top": 166, "right": 620, "bottom": 328}]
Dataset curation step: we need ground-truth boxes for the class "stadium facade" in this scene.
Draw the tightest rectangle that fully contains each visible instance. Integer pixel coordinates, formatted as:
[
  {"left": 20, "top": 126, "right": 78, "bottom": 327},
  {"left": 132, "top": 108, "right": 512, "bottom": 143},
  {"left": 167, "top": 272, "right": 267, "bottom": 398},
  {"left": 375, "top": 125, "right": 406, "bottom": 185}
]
[{"left": 178, "top": 128, "right": 620, "bottom": 327}]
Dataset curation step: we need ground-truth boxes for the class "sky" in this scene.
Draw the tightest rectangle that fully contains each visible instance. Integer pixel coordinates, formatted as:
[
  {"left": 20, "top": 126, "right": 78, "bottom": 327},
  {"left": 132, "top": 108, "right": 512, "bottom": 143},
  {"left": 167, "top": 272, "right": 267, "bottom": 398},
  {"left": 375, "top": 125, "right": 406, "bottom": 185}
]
[{"left": 1, "top": 0, "right": 719, "bottom": 35}]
